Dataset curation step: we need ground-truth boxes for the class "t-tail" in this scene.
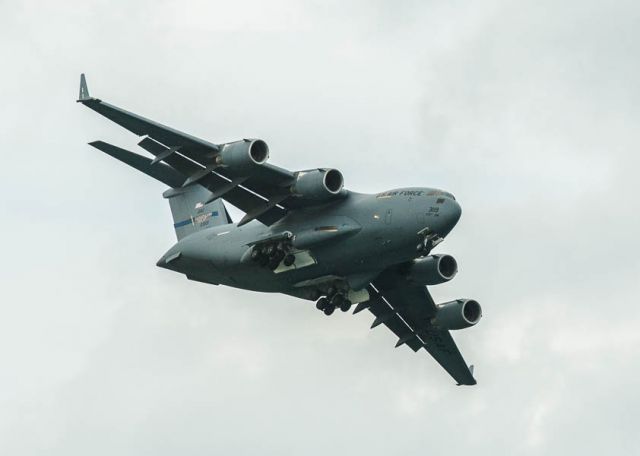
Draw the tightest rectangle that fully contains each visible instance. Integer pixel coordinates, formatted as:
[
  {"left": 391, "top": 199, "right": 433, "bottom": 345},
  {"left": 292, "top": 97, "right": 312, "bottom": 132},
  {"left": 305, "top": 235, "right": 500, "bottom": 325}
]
[{"left": 163, "top": 185, "right": 232, "bottom": 239}]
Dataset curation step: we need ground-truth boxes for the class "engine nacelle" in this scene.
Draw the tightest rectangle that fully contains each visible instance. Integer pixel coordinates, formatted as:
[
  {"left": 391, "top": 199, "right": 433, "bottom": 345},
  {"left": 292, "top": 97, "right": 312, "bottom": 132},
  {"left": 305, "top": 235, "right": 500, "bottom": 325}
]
[
  {"left": 431, "top": 299, "right": 482, "bottom": 330},
  {"left": 290, "top": 169, "right": 344, "bottom": 201},
  {"left": 216, "top": 139, "right": 269, "bottom": 174},
  {"left": 405, "top": 254, "right": 458, "bottom": 286}
]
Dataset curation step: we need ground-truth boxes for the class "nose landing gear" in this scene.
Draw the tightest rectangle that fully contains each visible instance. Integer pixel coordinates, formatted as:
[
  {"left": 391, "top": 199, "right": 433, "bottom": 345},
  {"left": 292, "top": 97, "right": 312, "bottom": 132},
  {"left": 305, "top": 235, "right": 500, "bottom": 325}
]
[{"left": 416, "top": 227, "right": 443, "bottom": 256}]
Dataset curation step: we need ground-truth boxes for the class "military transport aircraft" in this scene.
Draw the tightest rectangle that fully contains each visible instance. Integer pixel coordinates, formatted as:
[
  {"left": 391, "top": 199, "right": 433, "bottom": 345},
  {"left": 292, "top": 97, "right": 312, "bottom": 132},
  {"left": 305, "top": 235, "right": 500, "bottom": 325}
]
[{"left": 77, "top": 74, "right": 482, "bottom": 385}]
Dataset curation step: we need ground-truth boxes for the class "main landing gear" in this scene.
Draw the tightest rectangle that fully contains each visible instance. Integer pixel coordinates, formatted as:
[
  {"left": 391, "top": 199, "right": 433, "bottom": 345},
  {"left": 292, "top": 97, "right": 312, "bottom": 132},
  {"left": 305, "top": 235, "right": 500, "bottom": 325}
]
[
  {"left": 250, "top": 240, "right": 296, "bottom": 271},
  {"left": 315, "top": 285, "right": 352, "bottom": 316}
]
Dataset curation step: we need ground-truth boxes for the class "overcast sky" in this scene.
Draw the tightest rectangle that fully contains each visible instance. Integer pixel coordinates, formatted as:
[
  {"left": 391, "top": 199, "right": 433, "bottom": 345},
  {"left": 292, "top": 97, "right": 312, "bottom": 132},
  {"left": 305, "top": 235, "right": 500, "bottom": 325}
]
[{"left": 1, "top": 0, "right": 639, "bottom": 454}]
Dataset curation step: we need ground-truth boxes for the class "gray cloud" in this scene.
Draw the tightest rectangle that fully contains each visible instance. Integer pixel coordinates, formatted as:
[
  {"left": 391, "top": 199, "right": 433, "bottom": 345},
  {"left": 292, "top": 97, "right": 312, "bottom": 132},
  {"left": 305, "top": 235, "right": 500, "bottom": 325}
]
[{"left": 1, "top": 0, "right": 639, "bottom": 454}]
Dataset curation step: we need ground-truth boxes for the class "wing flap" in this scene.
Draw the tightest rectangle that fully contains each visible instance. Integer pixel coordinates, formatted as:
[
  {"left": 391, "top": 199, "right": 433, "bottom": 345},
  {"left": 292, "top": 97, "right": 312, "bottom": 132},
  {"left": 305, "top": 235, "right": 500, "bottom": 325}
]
[
  {"left": 137, "top": 137, "right": 287, "bottom": 226},
  {"left": 173, "top": 148, "right": 296, "bottom": 204}
]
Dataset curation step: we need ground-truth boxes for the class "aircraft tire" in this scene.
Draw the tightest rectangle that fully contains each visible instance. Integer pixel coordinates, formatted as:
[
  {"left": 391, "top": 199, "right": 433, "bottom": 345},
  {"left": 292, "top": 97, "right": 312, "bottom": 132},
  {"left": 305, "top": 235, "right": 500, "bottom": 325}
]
[
  {"left": 283, "top": 254, "right": 295, "bottom": 267},
  {"left": 268, "top": 259, "right": 280, "bottom": 270},
  {"left": 339, "top": 299, "right": 352, "bottom": 312},
  {"left": 330, "top": 294, "right": 344, "bottom": 307},
  {"left": 250, "top": 249, "right": 261, "bottom": 261},
  {"left": 316, "top": 297, "right": 328, "bottom": 310},
  {"left": 323, "top": 305, "right": 335, "bottom": 316}
]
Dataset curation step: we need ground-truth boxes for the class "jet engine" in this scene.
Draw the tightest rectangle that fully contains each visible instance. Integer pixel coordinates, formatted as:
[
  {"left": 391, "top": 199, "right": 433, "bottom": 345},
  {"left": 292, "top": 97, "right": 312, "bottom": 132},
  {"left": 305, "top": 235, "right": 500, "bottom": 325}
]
[
  {"left": 431, "top": 299, "right": 482, "bottom": 330},
  {"left": 215, "top": 139, "right": 269, "bottom": 174},
  {"left": 405, "top": 254, "right": 458, "bottom": 286},
  {"left": 291, "top": 169, "right": 344, "bottom": 201}
]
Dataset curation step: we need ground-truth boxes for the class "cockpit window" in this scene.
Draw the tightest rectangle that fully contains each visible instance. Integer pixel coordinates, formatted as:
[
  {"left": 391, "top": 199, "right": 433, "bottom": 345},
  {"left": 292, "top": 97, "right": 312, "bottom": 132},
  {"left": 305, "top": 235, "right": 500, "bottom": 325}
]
[
  {"left": 427, "top": 190, "right": 456, "bottom": 201},
  {"left": 436, "top": 198, "right": 445, "bottom": 204}
]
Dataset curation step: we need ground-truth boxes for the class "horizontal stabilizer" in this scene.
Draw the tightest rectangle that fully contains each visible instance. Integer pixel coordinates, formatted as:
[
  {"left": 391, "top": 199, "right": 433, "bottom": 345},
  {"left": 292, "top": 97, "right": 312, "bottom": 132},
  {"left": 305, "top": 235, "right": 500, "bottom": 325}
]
[{"left": 89, "top": 141, "right": 186, "bottom": 188}]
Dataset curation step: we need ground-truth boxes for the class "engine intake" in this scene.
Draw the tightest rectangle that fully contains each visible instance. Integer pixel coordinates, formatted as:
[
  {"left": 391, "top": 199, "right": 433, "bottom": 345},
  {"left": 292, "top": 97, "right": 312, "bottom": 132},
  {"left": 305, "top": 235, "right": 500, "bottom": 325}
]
[
  {"left": 405, "top": 254, "right": 458, "bottom": 286},
  {"left": 216, "top": 139, "right": 269, "bottom": 173},
  {"left": 431, "top": 299, "right": 482, "bottom": 330},
  {"left": 291, "top": 169, "right": 344, "bottom": 201}
]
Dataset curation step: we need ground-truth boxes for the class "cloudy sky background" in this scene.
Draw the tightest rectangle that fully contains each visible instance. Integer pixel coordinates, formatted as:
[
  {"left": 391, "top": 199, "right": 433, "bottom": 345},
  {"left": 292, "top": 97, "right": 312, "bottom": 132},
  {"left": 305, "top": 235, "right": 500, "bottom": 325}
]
[{"left": 1, "top": 0, "right": 639, "bottom": 454}]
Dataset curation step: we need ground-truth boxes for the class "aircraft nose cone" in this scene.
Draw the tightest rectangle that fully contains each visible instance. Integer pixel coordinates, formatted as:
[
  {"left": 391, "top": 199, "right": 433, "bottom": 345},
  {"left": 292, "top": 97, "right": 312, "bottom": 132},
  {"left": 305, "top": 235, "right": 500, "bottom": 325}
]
[
  {"left": 451, "top": 199, "right": 462, "bottom": 224},
  {"left": 442, "top": 198, "right": 462, "bottom": 236}
]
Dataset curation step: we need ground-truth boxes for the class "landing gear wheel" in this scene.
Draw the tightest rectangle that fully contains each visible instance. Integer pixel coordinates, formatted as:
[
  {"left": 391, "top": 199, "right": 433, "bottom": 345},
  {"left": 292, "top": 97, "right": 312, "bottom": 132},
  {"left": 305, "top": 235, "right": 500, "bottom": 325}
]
[
  {"left": 323, "top": 305, "right": 335, "bottom": 316},
  {"left": 316, "top": 297, "right": 328, "bottom": 310},
  {"left": 339, "top": 299, "right": 352, "bottom": 312},
  {"left": 283, "top": 254, "right": 295, "bottom": 267},
  {"left": 330, "top": 294, "right": 344, "bottom": 307},
  {"left": 267, "top": 259, "right": 280, "bottom": 270}
]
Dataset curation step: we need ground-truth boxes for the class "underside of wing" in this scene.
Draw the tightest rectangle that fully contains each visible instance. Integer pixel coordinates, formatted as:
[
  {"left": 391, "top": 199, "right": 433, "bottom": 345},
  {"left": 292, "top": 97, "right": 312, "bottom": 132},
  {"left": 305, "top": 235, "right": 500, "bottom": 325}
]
[
  {"left": 361, "top": 285, "right": 424, "bottom": 352},
  {"left": 364, "top": 273, "right": 478, "bottom": 385}
]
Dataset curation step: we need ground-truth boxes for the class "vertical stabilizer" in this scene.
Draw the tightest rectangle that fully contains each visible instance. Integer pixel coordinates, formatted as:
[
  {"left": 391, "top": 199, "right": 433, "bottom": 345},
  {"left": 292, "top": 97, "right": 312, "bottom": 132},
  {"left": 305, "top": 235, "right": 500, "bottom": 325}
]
[{"left": 164, "top": 185, "right": 231, "bottom": 240}]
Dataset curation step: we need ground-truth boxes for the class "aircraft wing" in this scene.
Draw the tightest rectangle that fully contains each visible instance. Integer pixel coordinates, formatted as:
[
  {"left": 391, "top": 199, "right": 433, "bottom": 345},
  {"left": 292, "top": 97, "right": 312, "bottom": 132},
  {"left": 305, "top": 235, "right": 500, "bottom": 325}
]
[
  {"left": 363, "top": 275, "right": 477, "bottom": 385},
  {"left": 77, "top": 74, "right": 298, "bottom": 224}
]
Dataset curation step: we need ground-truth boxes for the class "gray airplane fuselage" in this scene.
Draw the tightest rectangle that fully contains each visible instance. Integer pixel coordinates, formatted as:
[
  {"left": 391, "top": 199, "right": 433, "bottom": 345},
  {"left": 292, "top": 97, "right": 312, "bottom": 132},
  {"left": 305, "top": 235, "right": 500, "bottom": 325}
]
[{"left": 158, "top": 187, "right": 461, "bottom": 297}]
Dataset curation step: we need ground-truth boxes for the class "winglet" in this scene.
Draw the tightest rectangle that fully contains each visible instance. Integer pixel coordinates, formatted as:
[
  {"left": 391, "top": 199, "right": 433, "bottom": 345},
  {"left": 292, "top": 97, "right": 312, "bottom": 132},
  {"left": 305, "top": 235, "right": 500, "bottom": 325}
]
[{"left": 77, "top": 73, "right": 92, "bottom": 102}]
